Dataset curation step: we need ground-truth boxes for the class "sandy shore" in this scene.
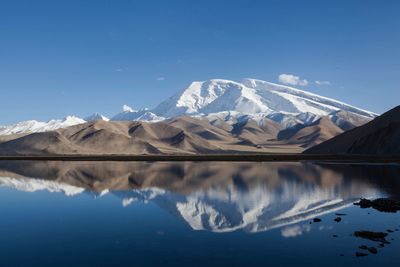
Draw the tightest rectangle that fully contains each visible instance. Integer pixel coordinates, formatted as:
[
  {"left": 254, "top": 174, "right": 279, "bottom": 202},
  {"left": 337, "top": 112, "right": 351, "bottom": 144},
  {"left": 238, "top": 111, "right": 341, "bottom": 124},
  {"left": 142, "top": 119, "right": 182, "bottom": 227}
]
[{"left": 0, "top": 154, "right": 399, "bottom": 162}]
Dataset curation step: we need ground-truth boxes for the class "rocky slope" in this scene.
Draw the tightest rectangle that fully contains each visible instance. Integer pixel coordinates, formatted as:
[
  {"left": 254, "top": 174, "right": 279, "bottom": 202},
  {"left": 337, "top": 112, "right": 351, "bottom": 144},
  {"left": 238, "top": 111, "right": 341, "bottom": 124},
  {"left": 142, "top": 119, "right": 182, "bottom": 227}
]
[{"left": 305, "top": 106, "right": 400, "bottom": 154}]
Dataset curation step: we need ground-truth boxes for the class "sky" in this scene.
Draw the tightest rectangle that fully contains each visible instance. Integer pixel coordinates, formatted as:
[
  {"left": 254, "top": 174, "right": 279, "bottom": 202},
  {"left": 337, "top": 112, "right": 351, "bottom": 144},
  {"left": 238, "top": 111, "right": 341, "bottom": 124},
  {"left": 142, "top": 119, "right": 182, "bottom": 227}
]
[{"left": 0, "top": 0, "right": 399, "bottom": 124}]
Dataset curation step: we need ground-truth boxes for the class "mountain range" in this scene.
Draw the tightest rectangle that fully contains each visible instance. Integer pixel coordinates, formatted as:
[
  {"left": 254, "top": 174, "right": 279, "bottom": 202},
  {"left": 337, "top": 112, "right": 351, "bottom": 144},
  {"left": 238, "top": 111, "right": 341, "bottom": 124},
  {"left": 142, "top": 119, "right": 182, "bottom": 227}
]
[
  {"left": 0, "top": 79, "right": 376, "bottom": 134},
  {"left": 0, "top": 78, "right": 381, "bottom": 154}
]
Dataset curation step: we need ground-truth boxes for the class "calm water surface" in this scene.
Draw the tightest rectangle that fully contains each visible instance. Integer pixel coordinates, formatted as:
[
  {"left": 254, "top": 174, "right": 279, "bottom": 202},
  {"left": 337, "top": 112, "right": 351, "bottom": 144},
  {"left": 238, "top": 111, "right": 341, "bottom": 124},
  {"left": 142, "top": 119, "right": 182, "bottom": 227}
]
[{"left": 0, "top": 161, "right": 399, "bottom": 267}]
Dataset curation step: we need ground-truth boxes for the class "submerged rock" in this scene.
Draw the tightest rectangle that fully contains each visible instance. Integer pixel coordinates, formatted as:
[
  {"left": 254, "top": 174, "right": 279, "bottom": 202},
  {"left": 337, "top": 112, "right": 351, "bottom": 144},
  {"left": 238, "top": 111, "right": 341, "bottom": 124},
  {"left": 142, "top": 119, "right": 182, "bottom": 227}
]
[
  {"left": 334, "top": 217, "right": 342, "bottom": 222},
  {"left": 368, "top": 247, "right": 378, "bottom": 254},
  {"left": 354, "top": 231, "right": 389, "bottom": 243},
  {"left": 354, "top": 198, "right": 400, "bottom": 213},
  {"left": 313, "top": 218, "right": 322, "bottom": 222},
  {"left": 356, "top": 252, "right": 368, "bottom": 258}
]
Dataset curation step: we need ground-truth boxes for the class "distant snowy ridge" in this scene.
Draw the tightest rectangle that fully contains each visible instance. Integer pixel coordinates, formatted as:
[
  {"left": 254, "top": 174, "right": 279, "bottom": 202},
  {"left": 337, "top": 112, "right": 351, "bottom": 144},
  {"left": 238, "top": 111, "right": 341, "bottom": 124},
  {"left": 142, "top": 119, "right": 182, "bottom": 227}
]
[
  {"left": 0, "top": 116, "right": 86, "bottom": 136},
  {"left": 84, "top": 113, "right": 109, "bottom": 122},
  {"left": 111, "top": 105, "right": 165, "bottom": 122}
]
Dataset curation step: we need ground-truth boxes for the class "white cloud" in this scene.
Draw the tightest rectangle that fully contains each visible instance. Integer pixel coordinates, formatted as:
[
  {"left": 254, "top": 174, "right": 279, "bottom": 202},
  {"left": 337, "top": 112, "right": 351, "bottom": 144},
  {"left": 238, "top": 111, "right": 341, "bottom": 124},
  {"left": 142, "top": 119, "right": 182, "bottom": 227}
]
[
  {"left": 315, "top": 80, "right": 331, "bottom": 86},
  {"left": 115, "top": 68, "right": 123, "bottom": 72},
  {"left": 156, "top": 77, "right": 165, "bottom": 81},
  {"left": 279, "top": 74, "right": 308, "bottom": 86}
]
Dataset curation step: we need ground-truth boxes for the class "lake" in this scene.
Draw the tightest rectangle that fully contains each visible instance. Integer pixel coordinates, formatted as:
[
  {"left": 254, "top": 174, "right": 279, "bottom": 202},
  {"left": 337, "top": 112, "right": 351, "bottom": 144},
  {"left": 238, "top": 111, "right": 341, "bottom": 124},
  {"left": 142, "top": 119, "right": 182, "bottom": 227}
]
[{"left": 0, "top": 161, "right": 399, "bottom": 267}]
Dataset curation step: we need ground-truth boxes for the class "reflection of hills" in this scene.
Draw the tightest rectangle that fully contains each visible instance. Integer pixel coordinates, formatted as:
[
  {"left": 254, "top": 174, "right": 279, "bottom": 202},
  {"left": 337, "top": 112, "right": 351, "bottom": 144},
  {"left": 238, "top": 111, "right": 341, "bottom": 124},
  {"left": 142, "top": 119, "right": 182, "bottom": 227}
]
[{"left": 1, "top": 161, "right": 398, "bottom": 232}]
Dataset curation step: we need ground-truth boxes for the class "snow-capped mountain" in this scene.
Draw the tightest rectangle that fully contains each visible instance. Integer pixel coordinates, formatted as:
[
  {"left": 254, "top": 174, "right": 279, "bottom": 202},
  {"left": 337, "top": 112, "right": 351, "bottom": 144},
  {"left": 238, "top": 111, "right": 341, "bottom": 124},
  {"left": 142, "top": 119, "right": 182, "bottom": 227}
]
[
  {"left": 152, "top": 79, "right": 377, "bottom": 127},
  {"left": 84, "top": 113, "right": 109, "bottom": 122},
  {"left": 0, "top": 78, "right": 378, "bottom": 136},
  {"left": 0, "top": 116, "right": 86, "bottom": 136},
  {"left": 111, "top": 105, "right": 165, "bottom": 122}
]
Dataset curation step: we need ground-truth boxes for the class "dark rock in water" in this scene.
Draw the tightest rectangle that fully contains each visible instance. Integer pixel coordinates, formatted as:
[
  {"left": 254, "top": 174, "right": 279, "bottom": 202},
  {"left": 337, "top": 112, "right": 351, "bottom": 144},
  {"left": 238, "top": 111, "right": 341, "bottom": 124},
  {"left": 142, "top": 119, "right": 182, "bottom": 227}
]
[
  {"left": 356, "top": 252, "right": 368, "bottom": 258},
  {"left": 334, "top": 217, "right": 342, "bottom": 222},
  {"left": 335, "top": 213, "right": 347, "bottom": 216},
  {"left": 379, "top": 243, "right": 385, "bottom": 247},
  {"left": 368, "top": 247, "right": 378, "bottom": 254},
  {"left": 387, "top": 229, "right": 394, "bottom": 233},
  {"left": 333, "top": 235, "right": 338, "bottom": 238},
  {"left": 339, "top": 254, "right": 344, "bottom": 257},
  {"left": 354, "top": 231, "right": 389, "bottom": 243},
  {"left": 358, "top": 245, "right": 368, "bottom": 250},
  {"left": 354, "top": 198, "right": 400, "bottom": 213},
  {"left": 313, "top": 218, "right": 322, "bottom": 222}
]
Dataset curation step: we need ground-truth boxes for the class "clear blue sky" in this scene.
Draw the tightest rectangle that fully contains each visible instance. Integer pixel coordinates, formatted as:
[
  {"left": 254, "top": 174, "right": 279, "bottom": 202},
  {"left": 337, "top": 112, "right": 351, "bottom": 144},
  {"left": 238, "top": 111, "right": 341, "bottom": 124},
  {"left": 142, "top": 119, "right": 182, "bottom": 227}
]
[{"left": 1, "top": 0, "right": 399, "bottom": 124}]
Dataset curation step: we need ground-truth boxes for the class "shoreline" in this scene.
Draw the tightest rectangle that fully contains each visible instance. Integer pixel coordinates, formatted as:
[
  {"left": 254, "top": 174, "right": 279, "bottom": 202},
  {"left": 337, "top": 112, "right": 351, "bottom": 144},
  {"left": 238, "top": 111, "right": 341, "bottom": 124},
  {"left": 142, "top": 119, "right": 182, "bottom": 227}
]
[{"left": 0, "top": 154, "right": 399, "bottom": 162}]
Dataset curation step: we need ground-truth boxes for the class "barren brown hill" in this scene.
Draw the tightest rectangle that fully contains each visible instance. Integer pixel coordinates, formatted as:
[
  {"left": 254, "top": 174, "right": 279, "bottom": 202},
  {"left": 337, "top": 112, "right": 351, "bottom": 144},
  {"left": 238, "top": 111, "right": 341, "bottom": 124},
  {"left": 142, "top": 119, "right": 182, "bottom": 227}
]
[
  {"left": 0, "top": 115, "right": 354, "bottom": 155},
  {"left": 278, "top": 117, "right": 343, "bottom": 148},
  {"left": 231, "top": 118, "right": 282, "bottom": 145},
  {"left": 305, "top": 106, "right": 400, "bottom": 155},
  {"left": 329, "top": 110, "right": 372, "bottom": 131}
]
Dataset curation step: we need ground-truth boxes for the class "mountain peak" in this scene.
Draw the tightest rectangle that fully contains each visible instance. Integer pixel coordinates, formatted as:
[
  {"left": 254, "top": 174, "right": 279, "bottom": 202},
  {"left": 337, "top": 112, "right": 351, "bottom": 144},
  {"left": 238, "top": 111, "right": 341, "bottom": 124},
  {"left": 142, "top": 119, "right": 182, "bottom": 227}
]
[
  {"left": 153, "top": 78, "right": 377, "bottom": 122},
  {"left": 122, "top": 105, "right": 135, "bottom": 113},
  {"left": 84, "top": 113, "right": 109, "bottom": 122},
  {"left": 111, "top": 106, "right": 164, "bottom": 122},
  {"left": 153, "top": 79, "right": 271, "bottom": 117}
]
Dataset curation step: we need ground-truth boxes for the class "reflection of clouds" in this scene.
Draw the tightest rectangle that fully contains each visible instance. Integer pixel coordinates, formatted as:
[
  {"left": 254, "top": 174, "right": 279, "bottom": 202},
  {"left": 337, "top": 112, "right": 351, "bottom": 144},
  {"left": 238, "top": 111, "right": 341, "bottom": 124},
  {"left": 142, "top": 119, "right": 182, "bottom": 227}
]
[{"left": 281, "top": 225, "right": 311, "bottom": 238}]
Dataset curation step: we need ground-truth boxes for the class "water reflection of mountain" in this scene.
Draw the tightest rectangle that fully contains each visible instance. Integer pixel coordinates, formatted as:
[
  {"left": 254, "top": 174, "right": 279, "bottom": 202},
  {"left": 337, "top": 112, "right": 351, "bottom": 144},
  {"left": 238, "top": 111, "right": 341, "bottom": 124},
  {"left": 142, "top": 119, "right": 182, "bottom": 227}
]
[{"left": 0, "top": 161, "right": 399, "bottom": 232}]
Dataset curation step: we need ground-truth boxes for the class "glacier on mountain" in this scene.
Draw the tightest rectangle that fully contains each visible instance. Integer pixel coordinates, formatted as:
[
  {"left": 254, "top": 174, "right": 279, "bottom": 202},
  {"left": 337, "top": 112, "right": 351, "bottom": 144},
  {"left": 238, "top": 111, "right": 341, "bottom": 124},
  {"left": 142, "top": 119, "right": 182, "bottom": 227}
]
[{"left": 153, "top": 79, "right": 376, "bottom": 124}]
